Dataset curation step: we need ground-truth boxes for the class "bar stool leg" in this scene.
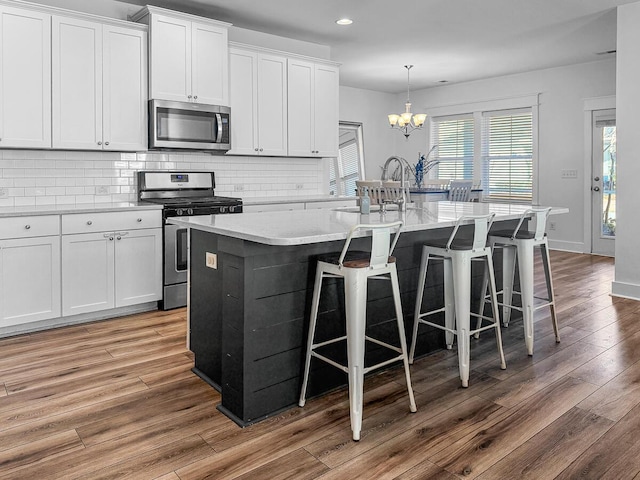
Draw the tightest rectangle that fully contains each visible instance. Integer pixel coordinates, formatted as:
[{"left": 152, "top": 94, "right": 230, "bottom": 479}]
[
  {"left": 540, "top": 239, "right": 560, "bottom": 343},
  {"left": 409, "top": 247, "right": 429, "bottom": 363},
  {"left": 486, "top": 254, "right": 507, "bottom": 370},
  {"left": 389, "top": 264, "right": 417, "bottom": 413},
  {"left": 516, "top": 240, "right": 535, "bottom": 355},
  {"left": 443, "top": 257, "right": 456, "bottom": 349},
  {"left": 299, "top": 265, "right": 325, "bottom": 407},
  {"left": 451, "top": 253, "right": 471, "bottom": 387},
  {"left": 475, "top": 260, "right": 490, "bottom": 339},
  {"left": 343, "top": 268, "right": 368, "bottom": 441},
  {"left": 501, "top": 245, "right": 517, "bottom": 327}
]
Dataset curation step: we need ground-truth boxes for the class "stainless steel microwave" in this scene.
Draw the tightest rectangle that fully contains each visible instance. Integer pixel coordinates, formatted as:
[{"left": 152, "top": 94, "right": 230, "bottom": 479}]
[{"left": 149, "top": 99, "right": 230, "bottom": 151}]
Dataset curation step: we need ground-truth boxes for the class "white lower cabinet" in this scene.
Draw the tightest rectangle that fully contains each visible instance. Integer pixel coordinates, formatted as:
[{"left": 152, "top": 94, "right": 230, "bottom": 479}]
[
  {"left": 0, "top": 235, "right": 61, "bottom": 327},
  {"left": 61, "top": 211, "right": 162, "bottom": 317},
  {"left": 62, "top": 228, "right": 162, "bottom": 316}
]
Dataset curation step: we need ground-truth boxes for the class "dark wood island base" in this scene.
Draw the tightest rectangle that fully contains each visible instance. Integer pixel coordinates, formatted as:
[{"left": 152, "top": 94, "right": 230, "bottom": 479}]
[{"left": 188, "top": 220, "right": 518, "bottom": 426}]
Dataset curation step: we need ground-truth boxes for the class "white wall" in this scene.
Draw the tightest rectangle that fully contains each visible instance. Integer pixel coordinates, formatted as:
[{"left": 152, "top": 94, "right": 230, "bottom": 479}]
[
  {"left": 377, "top": 59, "right": 616, "bottom": 252},
  {"left": 339, "top": 86, "right": 400, "bottom": 180},
  {"left": 612, "top": 2, "right": 640, "bottom": 299}
]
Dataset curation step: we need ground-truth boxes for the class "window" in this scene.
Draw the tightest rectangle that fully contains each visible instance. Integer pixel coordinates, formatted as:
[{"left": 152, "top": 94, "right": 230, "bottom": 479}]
[
  {"left": 430, "top": 115, "right": 474, "bottom": 180},
  {"left": 481, "top": 109, "right": 533, "bottom": 202},
  {"left": 330, "top": 122, "right": 365, "bottom": 196}
]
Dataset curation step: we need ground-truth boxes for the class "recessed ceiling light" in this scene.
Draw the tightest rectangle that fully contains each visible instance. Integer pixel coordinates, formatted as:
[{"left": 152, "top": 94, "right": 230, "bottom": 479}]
[{"left": 336, "top": 18, "right": 353, "bottom": 26}]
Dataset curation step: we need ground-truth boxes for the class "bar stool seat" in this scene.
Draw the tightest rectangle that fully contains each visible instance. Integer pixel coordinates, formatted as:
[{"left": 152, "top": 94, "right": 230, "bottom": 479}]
[
  {"left": 298, "top": 221, "right": 417, "bottom": 441},
  {"left": 478, "top": 207, "right": 559, "bottom": 355},
  {"left": 409, "top": 214, "right": 506, "bottom": 388}
]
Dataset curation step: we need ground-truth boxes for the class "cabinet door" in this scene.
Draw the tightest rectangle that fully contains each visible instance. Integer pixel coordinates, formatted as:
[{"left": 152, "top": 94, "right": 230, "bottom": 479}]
[
  {"left": 52, "top": 16, "right": 102, "bottom": 150},
  {"left": 149, "top": 14, "right": 191, "bottom": 102},
  {"left": 103, "top": 25, "right": 147, "bottom": 151},
  {"left": 0, "top": 7, "right": 51, "bottom": 148},
  {"left": 62, "top": 232, "right": 115, "bottom": 316},
  {"left": 287, "top": 59, "right": 314, "bottom": 157},
  {"left": 114, "top": 229, "right": 162, "bottom": 307},
  {"left": 257, "top": 53, "right": 287, "bottom": 156},
  {"left": 0, "top": 236, "right": 60, "bottom": 327},
  {"left": 227, "top": 48, "right": 258, "bottom": 155},
  {"left": 191, "top": 21, "right": 228, "bottom": 105},
  {"left": 313, "top": 64, "right": 339, "bottom": 157}
]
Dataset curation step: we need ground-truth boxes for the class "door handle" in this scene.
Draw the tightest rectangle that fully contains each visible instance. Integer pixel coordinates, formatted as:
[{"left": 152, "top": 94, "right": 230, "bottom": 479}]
[{"left": 593, "top": 186, "right": 600, "bottom": 192}]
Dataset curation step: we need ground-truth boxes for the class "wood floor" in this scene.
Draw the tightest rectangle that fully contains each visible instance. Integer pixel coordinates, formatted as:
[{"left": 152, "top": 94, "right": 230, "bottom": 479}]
[{"left": 1, "top": 251, "right": 639, "bottom": 479}]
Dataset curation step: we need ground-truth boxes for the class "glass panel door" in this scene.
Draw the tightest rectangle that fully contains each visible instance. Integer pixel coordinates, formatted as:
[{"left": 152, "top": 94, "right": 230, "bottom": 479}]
[{"left": 591, "top": 109, "right": 616, "bottom": 256}]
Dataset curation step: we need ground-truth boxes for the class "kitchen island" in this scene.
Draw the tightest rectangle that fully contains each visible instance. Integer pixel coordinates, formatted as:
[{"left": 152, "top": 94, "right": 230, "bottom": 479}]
[{"left": 169, "top": 202, "right": 568, "bottom": 425}]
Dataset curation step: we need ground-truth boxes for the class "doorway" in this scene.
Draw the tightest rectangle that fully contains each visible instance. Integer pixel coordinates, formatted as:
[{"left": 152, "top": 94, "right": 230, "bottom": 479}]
[{"left": 591, "top": 109, "right": 616, "bottom": 256}]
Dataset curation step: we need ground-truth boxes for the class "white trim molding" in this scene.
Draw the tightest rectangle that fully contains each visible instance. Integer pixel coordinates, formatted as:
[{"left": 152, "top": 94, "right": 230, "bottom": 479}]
[{"left": 612, "top": 280, "right": 640, "bottom": 301}]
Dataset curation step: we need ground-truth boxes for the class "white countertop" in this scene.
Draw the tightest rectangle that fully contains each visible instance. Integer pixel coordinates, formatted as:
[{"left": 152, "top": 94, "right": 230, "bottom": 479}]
[
  {"left": 0, "top": 202, "right": 162, "bottom": 218},
  {"left": 242, "top": 195, "right": 355, "bottom": 206},
  {"left": 168, "top": 201, "right": 569, "bottom": 246}
]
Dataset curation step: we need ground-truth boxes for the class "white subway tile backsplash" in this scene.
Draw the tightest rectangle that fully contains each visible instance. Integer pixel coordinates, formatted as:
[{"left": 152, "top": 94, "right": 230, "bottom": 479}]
[{"left": 0, "top": 150, "right": 326, "bottom": 205}]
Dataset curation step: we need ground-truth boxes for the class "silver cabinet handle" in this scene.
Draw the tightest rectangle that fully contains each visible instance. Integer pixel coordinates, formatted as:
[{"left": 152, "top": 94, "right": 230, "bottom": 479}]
[
  {"left": 259, "top": 148, "right": 263, "bottom": 152},
  {"left": 97, "top": 141, "right": 102, "bottom": 145},
  {"left": 25, "top": 224, "right": 31, "bottom": 230},
  {"left": 105, "top": 141, "right": 109, "bottom": 146},
  {"left": 194, "top": 95, "right": 198, "bottom": 100},
  {"left": 109, "top": 236, "right": 114, "bottom": 241},
  {"left": 137, "top": 218, "right": 142, "bottom": 222},
  {"left": 87, "top": 220, "right": 93, "bottom": 225},
  {"left": 254, "top": 148, "right": 259, "bottom": 152},
  {"left": 187, "top": 95, "right": 192, "bottom": 99},
  {"left": 116, "top": 236, "right": 121, "bottom": 240}
]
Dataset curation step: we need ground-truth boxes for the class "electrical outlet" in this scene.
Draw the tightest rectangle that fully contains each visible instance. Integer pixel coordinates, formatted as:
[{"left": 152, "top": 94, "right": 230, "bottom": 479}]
[
  {"left": 548, "top": 221, "right": 556, "bottom": 231},
  {"left": 295, "top": 183, "right": 304, "bottom": 190},
  {"left": 205, "top": 252, "right": 217, "bottom": 269},
  {"left": 234, "top": 184, "right": 244, "bottom": 192}
]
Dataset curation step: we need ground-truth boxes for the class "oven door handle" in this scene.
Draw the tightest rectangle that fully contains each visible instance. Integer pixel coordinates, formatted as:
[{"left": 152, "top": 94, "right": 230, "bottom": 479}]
[{"left": 216, "top": 113, "right": 223, "bottom": 143}]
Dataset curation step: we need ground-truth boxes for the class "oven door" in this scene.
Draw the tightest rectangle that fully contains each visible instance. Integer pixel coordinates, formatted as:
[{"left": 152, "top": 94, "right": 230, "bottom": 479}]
[{"left": 164, "top": 222, "right": 188, "bottom": 285}]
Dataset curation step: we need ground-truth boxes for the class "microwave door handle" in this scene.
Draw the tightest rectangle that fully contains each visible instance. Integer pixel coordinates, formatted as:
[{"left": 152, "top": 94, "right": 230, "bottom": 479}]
[{"left": 216, "top": 113, "right": 223, "bottom": 143}]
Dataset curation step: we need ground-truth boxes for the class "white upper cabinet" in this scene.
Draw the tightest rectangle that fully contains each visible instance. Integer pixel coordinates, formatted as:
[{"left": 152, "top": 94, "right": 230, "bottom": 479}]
[
  {"left": 102, "top": 25, "right": 148, "bottom": 151},
  {"left": 52, "top": 15, "right": 147, "bottom": 151},
  {"left": 52, "top": 16, "right": 102, "bottom": 150},
  {"left": 0, "top": 6, "right": 51, "bottom": 148},
  {"left": 288, "top": 59, "right": 339, "bottom": 158},
  {"left": 228, "top": 47, "right": 287, "bottom": 156},
  {"left": 135, "top": 7, "right": 230, "bottom": 106},
  {"left": 191, "top": 21, "right": 228, "bottom": 106}
]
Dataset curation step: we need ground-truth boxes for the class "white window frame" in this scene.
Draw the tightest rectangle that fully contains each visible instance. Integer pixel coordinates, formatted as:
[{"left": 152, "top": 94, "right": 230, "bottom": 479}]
[
  {"left": 330, "top": 121, "right": 365, "bottom": 196},
  {"left": 425, "top": 94, "right": 539, "bottom": 204}
]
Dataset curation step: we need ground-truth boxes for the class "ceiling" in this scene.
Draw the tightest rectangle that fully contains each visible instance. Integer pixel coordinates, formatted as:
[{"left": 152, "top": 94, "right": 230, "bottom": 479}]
[{"left": 124, "top": 0, "right": 633, "bottom": 93}]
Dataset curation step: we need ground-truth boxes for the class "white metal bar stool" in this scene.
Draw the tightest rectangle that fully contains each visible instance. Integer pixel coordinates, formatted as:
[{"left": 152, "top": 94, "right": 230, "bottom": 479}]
[
  {"left": 477, "top": 207, "right": 559, "bottom": 355},
  {"left": 409, "top": 214, "right": 506, "bottom": 388},
  {"left": 298, "top": 221, "right": 417, "bottom": 441}
]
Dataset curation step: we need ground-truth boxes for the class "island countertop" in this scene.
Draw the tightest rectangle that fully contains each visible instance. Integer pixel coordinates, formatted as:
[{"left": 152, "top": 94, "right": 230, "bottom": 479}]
[{"left": 169, "top": 201, "right": 568, "bottom": 246}]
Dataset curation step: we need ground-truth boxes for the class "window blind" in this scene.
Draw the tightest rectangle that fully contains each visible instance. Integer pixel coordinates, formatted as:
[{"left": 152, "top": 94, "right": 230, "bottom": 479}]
[
  {"left": 330, "top": 139, "right": 361, "bottom": 196},
  {"left": 481, "top": 109, "right": 533, "bottom": 202},
  {"left": 430, "top": 115, "right": 474, "bottom": 180}
]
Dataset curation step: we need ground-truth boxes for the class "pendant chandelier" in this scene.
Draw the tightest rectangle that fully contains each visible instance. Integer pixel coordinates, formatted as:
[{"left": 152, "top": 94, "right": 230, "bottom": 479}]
[{"left": 388, "top": 65, "right": 427, "bottom": 139}]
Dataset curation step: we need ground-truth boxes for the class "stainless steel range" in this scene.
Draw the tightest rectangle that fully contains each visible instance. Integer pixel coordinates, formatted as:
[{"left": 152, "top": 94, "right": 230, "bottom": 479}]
[{"left": 137, "top": 171, "right": 242, "bottom": 310}]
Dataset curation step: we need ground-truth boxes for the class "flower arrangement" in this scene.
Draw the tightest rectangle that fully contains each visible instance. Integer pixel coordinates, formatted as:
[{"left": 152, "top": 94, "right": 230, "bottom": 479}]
[{"left": 414, "top": 146, "right": 439, "bottom": 188}]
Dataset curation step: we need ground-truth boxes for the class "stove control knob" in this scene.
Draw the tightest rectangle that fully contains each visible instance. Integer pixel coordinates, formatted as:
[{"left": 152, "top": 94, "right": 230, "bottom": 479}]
[
  {"left": 177, "top": 208, "right": 184, "bottom": 216},
  {"left": 220, "top": 206, "right": 228, "bottom": 213},
  {"left": 229, "top": 206, "right": 236, "bottom": 213},
  {"left": 187, "top": 208, "right": 193, "bottom": 215}
]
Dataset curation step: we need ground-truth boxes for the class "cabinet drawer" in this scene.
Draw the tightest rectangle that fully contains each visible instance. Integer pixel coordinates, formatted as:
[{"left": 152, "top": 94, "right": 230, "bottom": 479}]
[
  {"left": 62, "top": 210, "right": 161, "bottom": 234},
  {"left": 0, "top": 215, "right": 60, "bottom": 240}
]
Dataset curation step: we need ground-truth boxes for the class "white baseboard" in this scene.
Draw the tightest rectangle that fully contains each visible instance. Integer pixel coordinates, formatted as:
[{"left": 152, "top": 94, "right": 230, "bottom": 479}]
[
  {"left": 548, "top": 239, "right": 585, "bottom": 253},
  {"left": 0, "top": 302, "right": 158, "bottom": 338},
  {"left": 612, "top": 281, "right": 640, "bottom": 301}
]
